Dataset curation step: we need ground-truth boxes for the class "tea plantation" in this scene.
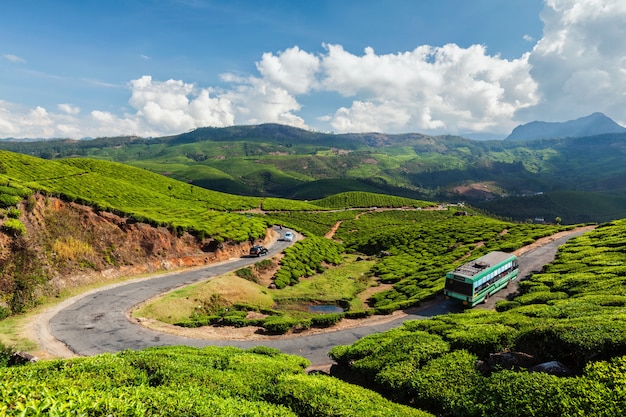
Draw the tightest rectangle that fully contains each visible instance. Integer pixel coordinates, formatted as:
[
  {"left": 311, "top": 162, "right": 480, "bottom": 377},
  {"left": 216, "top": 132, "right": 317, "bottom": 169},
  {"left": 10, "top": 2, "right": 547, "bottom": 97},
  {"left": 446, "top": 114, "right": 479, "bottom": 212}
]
[
  {"left": 1, "top": 150, "right": 625, "bottom": 416},
  {"left": 330, "top": 218, "right": 626, "bottom": 416},
  {"left": 0, "top": 346, "right": 430, "bottom": 416}
]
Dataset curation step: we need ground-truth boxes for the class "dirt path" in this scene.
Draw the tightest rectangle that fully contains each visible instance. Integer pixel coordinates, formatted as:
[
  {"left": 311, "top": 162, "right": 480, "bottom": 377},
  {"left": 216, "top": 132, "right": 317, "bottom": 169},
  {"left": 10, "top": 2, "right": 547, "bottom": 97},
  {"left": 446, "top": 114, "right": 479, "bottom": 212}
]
[{"left": 324, "top": 221, "right": 342, "bottom": 239}]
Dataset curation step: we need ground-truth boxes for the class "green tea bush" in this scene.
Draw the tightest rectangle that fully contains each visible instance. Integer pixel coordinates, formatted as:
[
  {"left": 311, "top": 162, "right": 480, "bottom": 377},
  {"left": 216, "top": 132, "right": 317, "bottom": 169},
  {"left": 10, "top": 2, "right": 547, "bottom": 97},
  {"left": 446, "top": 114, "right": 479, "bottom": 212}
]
[
  {"left": 331, "top": 329, "right": 450, "bottom": 378},
  {"left": 377, "top": 350, "right": 480, "bottom": 414},
  {"left": 273, "top": 236, "right": 343, "bottom": 288},
  {"left": 1, "top": 218, "right": 26, "bottom": 236},
  {"left": 514, "top": 318, "right": 626, "bottom": 369},
  {"left": 495, "top": 300, "right": 521, "bottom": 312},
  {"left": 270, "top": 373, "right": 432, "bottom": 417},
  {"left": 444, "top": 323, "right": 518, "bottom": 358},
  {"left": 465, "top": 370, "right": 614, "bottom": 417},
  {"left": 313, "top": 191, "right": 431, "bottom": 209},
  {"left": 262, "top": 316, "right": 301, "bottom": 334},
  {"left": 0, "top": 345, "right": 328, "bottom": 416},
  {"left": 7, "top": 208, "right": 21, "bottom": 218},
  {"left": 514, "top": 290, "right": 569, "bottom": 305},
  {"left": 584, "top": 354, "right": 626, "bottom": 409},
  {"left": 0, "top": 194, "right": 20, "bottom": 208},
  {"left": 343, "top": 309, "right": 374, "bottom": 319},
  {"left": 235, "top": 267, "right": 256, "bottom": 282},
  {"left": 310, "top": 313, "right": 343, "bottom": 327}
]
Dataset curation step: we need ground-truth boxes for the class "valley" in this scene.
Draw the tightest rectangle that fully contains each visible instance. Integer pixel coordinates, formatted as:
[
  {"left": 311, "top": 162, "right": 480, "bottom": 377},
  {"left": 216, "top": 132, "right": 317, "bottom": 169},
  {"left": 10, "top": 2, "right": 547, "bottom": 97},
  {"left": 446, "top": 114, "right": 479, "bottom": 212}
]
[
  {"left": 3, "top": 123, "right": 626, "bottom": 224},
  {"left": 0, "top": 141, "right": 625, "bottom": 416}
]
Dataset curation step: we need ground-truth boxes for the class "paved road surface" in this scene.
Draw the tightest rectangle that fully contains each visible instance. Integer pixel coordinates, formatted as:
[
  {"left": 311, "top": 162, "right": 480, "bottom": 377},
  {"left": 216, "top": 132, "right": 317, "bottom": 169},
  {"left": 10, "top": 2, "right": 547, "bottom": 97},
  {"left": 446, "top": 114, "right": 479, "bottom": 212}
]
[{"left": 49, "top": 227, "right": 590, "bottom": 366}]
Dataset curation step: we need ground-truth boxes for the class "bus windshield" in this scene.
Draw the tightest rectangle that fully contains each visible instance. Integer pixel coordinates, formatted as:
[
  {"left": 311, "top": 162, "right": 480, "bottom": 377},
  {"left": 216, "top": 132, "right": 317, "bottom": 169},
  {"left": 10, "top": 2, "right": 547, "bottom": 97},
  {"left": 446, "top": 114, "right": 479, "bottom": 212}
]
[{"left": 444, "top": 278, "right": 473, "bottom": 296}]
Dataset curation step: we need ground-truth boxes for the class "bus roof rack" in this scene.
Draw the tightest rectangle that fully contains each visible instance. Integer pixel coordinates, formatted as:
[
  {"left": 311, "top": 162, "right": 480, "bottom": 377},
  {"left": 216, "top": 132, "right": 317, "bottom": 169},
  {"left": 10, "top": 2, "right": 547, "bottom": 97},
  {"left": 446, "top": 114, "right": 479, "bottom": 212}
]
[{"left": 452, "top": 251, "right": 513, "bottom": 278}]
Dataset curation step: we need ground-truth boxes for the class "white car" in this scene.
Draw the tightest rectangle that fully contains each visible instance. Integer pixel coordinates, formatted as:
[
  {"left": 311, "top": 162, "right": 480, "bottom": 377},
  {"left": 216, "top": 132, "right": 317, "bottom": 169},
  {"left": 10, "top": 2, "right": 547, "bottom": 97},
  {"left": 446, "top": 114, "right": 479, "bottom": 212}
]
[{"left": 283, "top": 231, "right": 294, "bottom": 242}]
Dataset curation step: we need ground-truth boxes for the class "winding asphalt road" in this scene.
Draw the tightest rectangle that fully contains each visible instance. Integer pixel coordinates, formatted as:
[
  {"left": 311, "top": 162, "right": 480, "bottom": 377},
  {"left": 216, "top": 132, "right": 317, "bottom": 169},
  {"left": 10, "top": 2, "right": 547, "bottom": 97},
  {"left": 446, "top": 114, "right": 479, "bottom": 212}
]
[{"left": 49, "top": 227, "right": 591, "bottom": 366}]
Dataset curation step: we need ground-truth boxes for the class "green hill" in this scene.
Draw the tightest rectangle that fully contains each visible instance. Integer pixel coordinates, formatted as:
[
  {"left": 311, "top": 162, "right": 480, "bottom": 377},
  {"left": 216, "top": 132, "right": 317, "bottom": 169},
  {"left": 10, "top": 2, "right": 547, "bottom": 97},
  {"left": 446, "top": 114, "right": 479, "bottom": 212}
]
[
  {"left": 330, "top": 219, "right": 626, "bottom": 416},
  {"left": 2, "top": 124, "right": 625, "bottom": 223},
  {"left": 0, "top": 345, "right": 430, "bottom": 416},
  {"left": 1, "top": 148, "right": 625, "bottom": 416},
  {"left": 0, "top": 150, "right": 326, "bottom": 242}
]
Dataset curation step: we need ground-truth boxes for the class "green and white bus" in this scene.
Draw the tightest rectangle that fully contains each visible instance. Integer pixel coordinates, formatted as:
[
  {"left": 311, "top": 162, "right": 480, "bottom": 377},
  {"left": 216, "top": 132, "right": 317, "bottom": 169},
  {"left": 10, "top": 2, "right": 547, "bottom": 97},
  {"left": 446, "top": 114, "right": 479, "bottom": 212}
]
[{"left": 444, "top": 251, "right": 519, "bottom": 307}]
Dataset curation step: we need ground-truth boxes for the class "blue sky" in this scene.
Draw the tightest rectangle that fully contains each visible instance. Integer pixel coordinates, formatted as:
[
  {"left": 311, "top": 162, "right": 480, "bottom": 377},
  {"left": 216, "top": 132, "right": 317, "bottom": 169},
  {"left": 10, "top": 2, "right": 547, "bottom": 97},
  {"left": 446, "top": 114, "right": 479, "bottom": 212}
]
[{"left": 1, "top": 0, "right": 624, "bottom": 139}]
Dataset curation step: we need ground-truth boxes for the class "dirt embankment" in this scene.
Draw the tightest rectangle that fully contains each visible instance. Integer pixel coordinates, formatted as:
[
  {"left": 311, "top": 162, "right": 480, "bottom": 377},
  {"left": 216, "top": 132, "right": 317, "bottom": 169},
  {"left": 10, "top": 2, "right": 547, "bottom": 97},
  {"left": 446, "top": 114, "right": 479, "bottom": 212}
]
[{"left": 0, "top": 194, "right": 266, "bottom": 296}]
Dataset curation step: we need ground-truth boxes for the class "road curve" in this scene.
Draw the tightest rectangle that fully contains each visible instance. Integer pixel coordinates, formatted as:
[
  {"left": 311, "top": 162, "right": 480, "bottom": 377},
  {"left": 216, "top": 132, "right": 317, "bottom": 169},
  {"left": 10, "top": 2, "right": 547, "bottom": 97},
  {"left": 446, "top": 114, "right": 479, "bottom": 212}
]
[{"left": 49, "top": 227, "right": 592, "bottom": 366}]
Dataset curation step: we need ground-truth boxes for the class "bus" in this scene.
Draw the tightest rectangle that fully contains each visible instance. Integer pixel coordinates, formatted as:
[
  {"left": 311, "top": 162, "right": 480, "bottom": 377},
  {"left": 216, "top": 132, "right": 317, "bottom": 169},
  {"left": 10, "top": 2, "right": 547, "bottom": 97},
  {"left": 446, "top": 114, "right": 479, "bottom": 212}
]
[{"left": 444, "top": 251, "right": 519, "bottom": 307}]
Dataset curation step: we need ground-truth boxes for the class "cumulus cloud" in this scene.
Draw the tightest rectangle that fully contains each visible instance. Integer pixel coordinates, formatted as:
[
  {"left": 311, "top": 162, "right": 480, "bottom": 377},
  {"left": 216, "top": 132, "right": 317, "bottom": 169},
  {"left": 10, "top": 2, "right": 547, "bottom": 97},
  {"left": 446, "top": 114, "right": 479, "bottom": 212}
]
[
  {"left": 318, "top": 43, "right": 537, "bottom": 133},
  {"left": 0, "top": 0, "right": 624, "bottom": 138},
  {"left": 256, "top": 46, "right": 320, "bottom": 95},
  {"left": 525, "top": 0, "right": 626, "bottom": 124}
]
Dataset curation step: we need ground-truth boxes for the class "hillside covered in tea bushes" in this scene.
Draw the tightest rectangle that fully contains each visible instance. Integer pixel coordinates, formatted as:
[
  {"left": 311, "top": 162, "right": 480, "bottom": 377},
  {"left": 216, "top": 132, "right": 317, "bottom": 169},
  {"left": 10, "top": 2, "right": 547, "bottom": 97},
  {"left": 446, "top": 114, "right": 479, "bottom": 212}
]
[{"left": 1, "top": 149, "right": 625, "bottom": 416}]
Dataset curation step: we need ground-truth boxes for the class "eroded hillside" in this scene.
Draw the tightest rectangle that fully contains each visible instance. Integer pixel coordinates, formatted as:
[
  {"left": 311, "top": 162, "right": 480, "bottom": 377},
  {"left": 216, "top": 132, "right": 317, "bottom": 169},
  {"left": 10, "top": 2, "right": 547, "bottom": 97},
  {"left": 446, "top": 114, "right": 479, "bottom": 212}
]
[{"left": 0, "top": 194, "right": 267, "bottom": 315}]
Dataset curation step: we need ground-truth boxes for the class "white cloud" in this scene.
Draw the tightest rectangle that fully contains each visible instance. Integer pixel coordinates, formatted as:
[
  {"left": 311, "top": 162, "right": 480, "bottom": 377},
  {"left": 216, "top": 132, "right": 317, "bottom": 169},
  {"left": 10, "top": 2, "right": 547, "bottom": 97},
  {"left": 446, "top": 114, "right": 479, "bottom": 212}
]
[
  {"left": 319, "top": 43, "right": 537, "bottom": 133},
  {"left": 220, "top": 76, "right": 307, "bottom": 128},
  {"left": 525, "top": 0, "right": 626, "bottom": 124},
  {"left": 256, "top": 46, "right": 320, "bottom": 95},
  {"left": 1, "top": 0, "right": 624, "bottom": 138},
  {"left": 58, "top": 104, "right": 80, "bottom": 115},
  {"left": 2, "top": 54, "right": 26, "bottom": 64}
]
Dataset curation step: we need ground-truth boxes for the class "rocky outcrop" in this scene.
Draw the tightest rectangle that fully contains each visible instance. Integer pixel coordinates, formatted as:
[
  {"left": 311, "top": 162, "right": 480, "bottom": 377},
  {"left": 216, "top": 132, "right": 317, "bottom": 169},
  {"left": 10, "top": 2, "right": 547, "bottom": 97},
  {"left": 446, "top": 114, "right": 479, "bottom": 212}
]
[{"left": 476, "top": 351, "right": 574, "bottom": 377}]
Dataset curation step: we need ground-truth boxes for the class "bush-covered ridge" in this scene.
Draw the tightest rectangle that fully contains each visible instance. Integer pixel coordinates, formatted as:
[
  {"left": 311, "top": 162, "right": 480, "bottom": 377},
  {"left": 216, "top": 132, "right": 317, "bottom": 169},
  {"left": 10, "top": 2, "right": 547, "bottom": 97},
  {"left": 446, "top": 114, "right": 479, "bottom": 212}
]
[
  {"left": 313, "top": 191, "right": 434, "bottom": 209},
  {"left": 337, "top": 209, "right": 567, "bottom": 311},
  {"left": 164, "top": 208, "right": 570, "bottom": 335},
  {"left": 0, "top": 345, "right": 431, "bottom": 417},
  {"left": 330, "top": 219, "right": 626, "bottom": 417},
  {"left": 0, "top": 151, "right": 328, "bottom": 243}
]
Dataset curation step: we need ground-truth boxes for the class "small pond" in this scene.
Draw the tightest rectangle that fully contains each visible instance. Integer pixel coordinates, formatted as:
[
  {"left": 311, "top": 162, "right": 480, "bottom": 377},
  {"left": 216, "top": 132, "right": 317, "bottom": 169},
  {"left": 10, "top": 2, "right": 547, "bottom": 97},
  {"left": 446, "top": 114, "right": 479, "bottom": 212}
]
[{"left": 308, "top": 304, "right": 344, "bottom": 314}]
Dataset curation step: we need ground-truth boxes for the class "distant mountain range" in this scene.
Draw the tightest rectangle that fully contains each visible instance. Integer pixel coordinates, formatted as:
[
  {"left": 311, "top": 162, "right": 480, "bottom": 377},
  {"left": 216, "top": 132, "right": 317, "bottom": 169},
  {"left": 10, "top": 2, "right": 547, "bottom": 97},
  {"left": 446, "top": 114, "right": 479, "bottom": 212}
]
[
  {"left": 2, "top": 120, "right": 626, "bottom": 223},
  {"left": 506, "top": 112, "right": 626, "bottom": 140}
]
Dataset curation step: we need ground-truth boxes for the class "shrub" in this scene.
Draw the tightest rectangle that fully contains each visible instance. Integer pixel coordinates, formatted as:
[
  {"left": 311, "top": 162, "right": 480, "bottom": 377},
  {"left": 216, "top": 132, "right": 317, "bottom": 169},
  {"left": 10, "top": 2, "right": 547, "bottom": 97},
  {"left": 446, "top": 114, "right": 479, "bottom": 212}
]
[
  {"left": 235, "top": 267, "right": 256, "bottom": 282},
  {"left": 445, "top": 323, "right": 518, "bottom": 359},
  {"left": 310, "top": 313, "right": 344, "bottom": 328},
  {"left": 514, "top": 318, "right": 626, "bottom": 370},
  {"left": 263, "top": 316, "right": 298, "bottom": 334},
  {"left": 515, "top": 291, "right": 569, "bottom": 305},
  {"left": 270, "top": 373, "right": 430, "bottom": 417},
  {"left": 25, "top": 195, "right": 37, "bottom": 212},
  {"left": 495, "top": 300, "right": 521, "bottom": 312},
  {"left": 1, "top": 218, "right": 26, "bottom": 236},
  {"left": 0, "top": 342, "right": 16, "bottom": 367},
  {"left": 7, "top": 208, "right": 21, "bottom": 218},
  {"left": 377, "top": 350, "right": 480, "bottom": 414},
  {"left": 344, "top": 310, "right": 374, "bottom": 319},
  {"left": 465, "top": 370, "right": 615, "bottom": 417},
  {"left": 0, "top": 194, "right": 20, "bottom": 208},
  {"left": 254, "top": 259, "right": 273, "bottom": 271},
  {"left": 0, "top": 305, "right": 8, "bottom": 320}
]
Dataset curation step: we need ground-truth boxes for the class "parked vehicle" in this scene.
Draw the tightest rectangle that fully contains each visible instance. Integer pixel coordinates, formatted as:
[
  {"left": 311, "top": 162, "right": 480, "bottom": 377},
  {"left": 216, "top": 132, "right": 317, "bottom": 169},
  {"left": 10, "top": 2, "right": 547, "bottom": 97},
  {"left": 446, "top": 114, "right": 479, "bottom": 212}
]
[
  {"left": 249, "top": 245, "right": 269, "bottom": 257},
  {"left": 283, "top": 231, "right": 294, "bottom": 242}
]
